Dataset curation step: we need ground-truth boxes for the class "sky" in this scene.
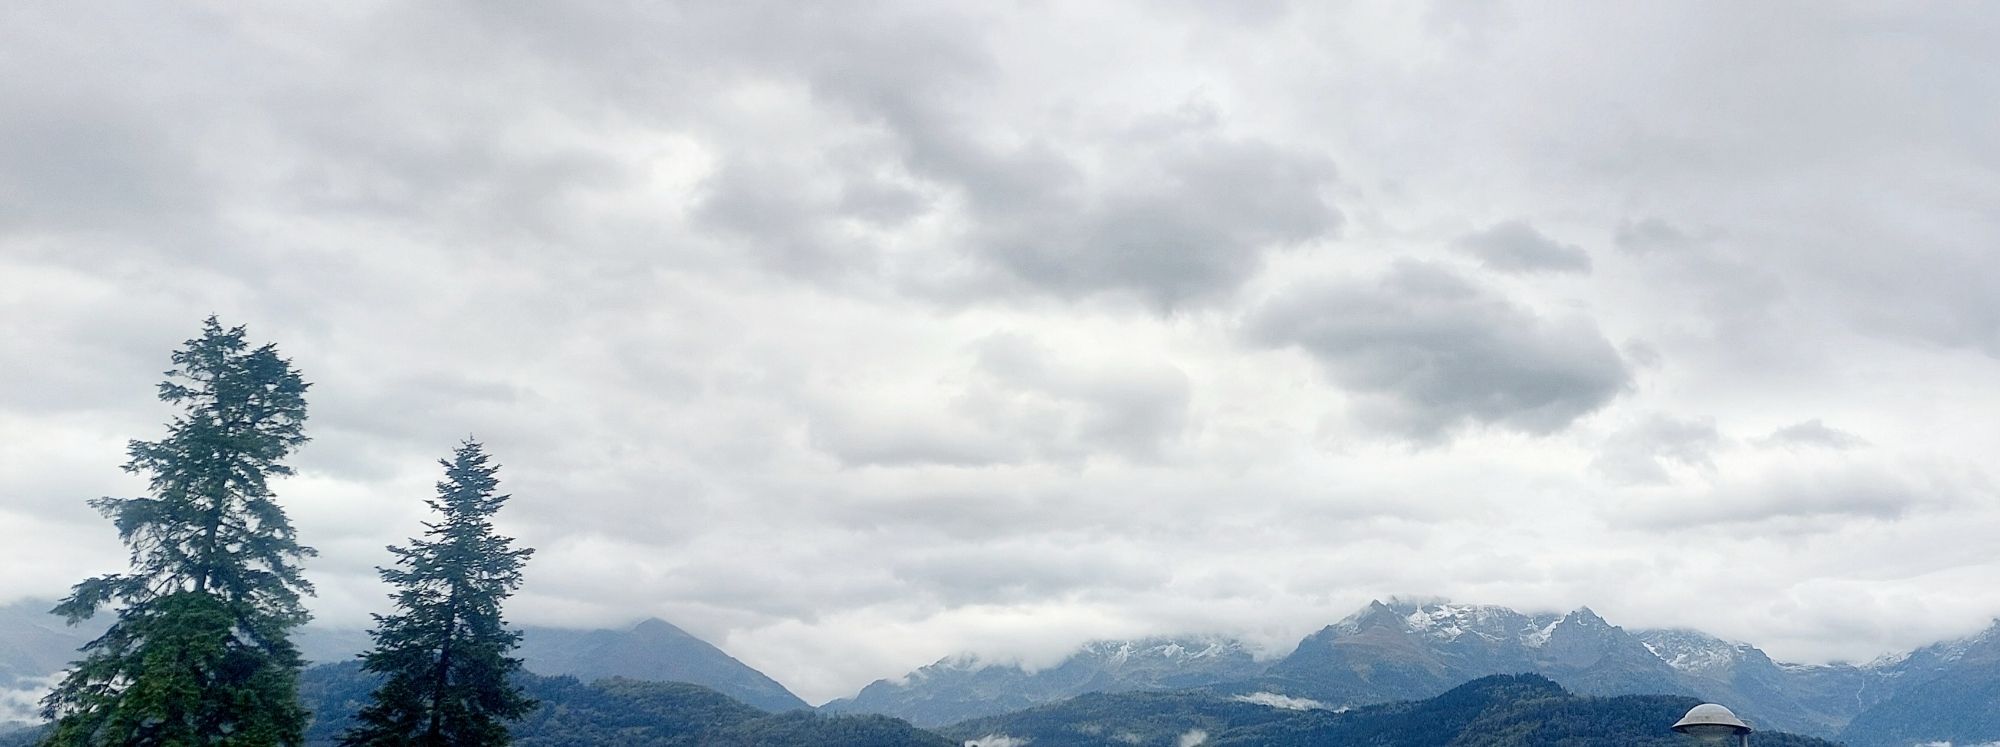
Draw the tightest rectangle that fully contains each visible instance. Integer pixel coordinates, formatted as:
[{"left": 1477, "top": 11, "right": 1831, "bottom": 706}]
[{"left": 4, "top": 1, "right": 2000, "bottom": 705}]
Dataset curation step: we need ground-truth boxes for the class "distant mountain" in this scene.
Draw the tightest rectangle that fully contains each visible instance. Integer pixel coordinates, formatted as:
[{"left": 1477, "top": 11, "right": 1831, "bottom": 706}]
[
  {"left": 1248, "top": 600, "right": 1689, "bottom": 707},
  {"left": 1634, "top": 627, "right": 1887, "bottom": 736},
  {"left": 16, "top": 593, "right": 2000, "bottom": 744},
  {"left": 312, "top": 618, "right": 810, "bottom": 712},
  {"left": 940, "top": 673, "right": 1843, "bottom": 747},
  {"left": 836, "top": 598, "right": 2000, "bottom": 742},
  {"left": 0, "top": 600, "right": 98, "bottom": 688},
  {"left": 510, "top": 618, "right": 808, "bottom": 712},
  {"left": 0, "top": 602, "right": 806, "bottom": 716},
  {"left": 1839, "top": 619, "right": 2000, "bottom": 747},
  {"left": 821, "top": 636, "right": 1266, "bottom": 726},
  {"left": 0, "top": 600, "right": 106, "bottom": 726},
  {"left": 299, "top": 660, "right": 945, "bottom": 747}
]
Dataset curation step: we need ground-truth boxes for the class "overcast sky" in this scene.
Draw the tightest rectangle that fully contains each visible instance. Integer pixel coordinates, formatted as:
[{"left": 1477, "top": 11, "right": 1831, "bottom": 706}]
[{"left": 6, "top": 1, "right": 2000, "bottom": 705}]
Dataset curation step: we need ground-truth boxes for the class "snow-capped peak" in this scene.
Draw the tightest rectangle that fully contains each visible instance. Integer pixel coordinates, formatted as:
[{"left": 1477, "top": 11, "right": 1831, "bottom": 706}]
[
  {"left": 1078, "top": 636, "right": 1244, "bottom": 664},
  {"left": 1387, "top": 599, "right": 1534, "bottom": 643},
  {"left": 1635, "top": 629, "right": 1749, "bottom": 675}
]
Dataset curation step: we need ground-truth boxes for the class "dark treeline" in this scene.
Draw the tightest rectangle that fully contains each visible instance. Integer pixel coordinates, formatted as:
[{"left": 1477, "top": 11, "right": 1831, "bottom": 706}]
[{"left": 940, "top": 674, "right": 1844, "bottom": 747}]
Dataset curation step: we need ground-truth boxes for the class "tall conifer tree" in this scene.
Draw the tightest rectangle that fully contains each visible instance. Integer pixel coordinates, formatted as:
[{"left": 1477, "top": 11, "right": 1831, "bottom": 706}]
[
  {"left": 43, "top": 316, "right": 315, "bottom": 746},
  {"left": 342, "top": 441, "right": 536, "bottom": 747}
]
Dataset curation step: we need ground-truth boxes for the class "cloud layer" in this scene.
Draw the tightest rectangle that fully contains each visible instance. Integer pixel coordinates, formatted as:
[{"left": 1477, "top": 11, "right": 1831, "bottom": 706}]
[{"left": 5, "top": 1, "right": 2000, "bottom": 704}]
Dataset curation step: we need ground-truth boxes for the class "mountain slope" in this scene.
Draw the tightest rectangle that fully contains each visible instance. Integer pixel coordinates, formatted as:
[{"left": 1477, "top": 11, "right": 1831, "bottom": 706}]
[
  {"left": 512, "top": 618, "right": 808, "bottom": 712},
  {"left": 1635, "top": 627, "right": 1887, "bottom": 736},
  {"left": 1839, "top": 619, "right": 2000, "bottom": 747},
  {"left": 822, "top": 636, "right": 1266, "bottom": 726},
  {"left": 0, "top": 600, "right": 108, "bottom": 726}
]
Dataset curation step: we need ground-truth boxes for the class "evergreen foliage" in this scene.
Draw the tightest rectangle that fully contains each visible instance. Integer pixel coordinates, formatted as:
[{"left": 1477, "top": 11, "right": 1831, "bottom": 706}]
[
  {"left": 340, "top": 442, "right": 535, "bottom": 746},
  {"left": 41, "top": 317, "right": 315, "bottom": 746}
]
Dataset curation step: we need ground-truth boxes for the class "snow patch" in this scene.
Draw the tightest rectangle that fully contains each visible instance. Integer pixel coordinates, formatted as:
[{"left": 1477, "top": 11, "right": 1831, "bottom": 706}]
[
  {"left": 965, "top": 735, "right": 1030, "bottom": 747},
  {"left": 1636, "top": 629, "right": 1745, "bottom": 674},
  {"left": 1082, "top": 637, "right": 1241, "bottom": 665},
  {"left": 1523, "top": 617, "right": 1562, "bottom": 648},
  {"left": 1177, "top": 729, "right": 1210, "bottom": 747},
  {"left": 1402, "top": 602, "right": 1502, "bottom": 642},
  {"left": 1232, "top": 692, "right": 1332, "bottom": 711},
  {"left": 1863, "top": 649, "right": 1912, "bottom": 669}
]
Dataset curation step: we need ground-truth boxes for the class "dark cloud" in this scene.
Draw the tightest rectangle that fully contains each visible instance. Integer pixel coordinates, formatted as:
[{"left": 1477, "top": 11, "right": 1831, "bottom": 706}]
[
  {"left": 1453, "top": 220, "right": 1591, "bottom": 274},
  {"left": 1247, "top": 261, "right": 1630, "bottom": 440},
  {"left": 957, "top": 132, "right": 1342, "bottom": 308},
  {"left": 767, "top": 9, "right": 1344, "bottom": 307}
]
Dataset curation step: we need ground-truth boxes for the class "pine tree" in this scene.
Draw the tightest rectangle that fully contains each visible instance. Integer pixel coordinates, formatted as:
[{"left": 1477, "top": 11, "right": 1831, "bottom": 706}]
[
  {"left": 341, "top": 441, "right": 536, "bottom": 747},
  {"left": 42, "top": 316, "right": 315, "bottom": 746}
]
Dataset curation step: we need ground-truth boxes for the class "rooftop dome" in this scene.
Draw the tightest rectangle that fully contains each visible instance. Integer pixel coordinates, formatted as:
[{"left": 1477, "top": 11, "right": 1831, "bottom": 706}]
[{"left": 1672, "top": 703, "right": 1752, "bottom": 735}]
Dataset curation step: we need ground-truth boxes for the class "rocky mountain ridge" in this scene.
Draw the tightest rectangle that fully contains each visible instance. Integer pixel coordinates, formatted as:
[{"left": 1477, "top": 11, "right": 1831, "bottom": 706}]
[
  {"left": 821, "top": 634, "right": 1264, "bottom": 726},
  {"left": 831, "top": 598, "right": 2000, "bottom": 743}
]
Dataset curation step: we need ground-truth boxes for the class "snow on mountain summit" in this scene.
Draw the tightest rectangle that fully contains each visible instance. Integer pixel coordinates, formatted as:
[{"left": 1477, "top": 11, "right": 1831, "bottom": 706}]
[{"left": 1635, "top": 629, "right": 1753, "bottom": 675}]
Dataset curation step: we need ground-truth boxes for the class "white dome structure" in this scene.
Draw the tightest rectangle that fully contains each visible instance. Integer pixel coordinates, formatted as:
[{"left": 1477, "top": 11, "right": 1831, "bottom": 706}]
[{"left": 1673, "top": 703, "right": 1752, "bottom": 744}]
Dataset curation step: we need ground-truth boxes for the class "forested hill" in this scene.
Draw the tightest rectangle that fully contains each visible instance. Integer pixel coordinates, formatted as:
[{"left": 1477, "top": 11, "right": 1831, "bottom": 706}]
[
  {"left": 298, "top": 661, "right": 947, "bottom": 747},
  {"left": 942, "top": 674, "right": 1845, "bottom": 747}
]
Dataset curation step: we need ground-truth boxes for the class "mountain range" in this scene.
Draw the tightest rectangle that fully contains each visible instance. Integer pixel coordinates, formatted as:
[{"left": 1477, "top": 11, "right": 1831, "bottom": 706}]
[
  {"left": 821, "top": 636, "right": 1266, "bottom": 726},
  {"left": 8, "top": 597, "right": 2000, "bottom": 745},
  {"left": 831, "top": 598, "right": 2000, "bottom": 745}
]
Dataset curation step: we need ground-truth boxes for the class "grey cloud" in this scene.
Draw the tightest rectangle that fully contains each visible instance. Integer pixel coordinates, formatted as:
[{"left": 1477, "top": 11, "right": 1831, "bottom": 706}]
[
  {"left": 1248, "top": 261, "right": 1630, "bottom": 440},
  {"left": 14, "top": 0, "right": 2000, "bottom": 704},
  {"left": 1757, "top": 419, "right": 1869, "bottom": 451},
  {"left": 0, "top": 103, "right": 209, "bottom": 238},
  {"left": 1632, "top": 463, "right": 1948, "bottom": 529},
  {"left": 693, "top": 156, "right": 869, "bottom": 276},
  {"left": 1609, "top": 216, "right": 1788, "bottom": 338},
  {"left": 1590, "top": 414, "right": 1724, "bottom": 486},
  {"left": 1613, "top": 217, "right": 1700, "bottom": 256},
  {"left": 969, "top": 334, "right": 1192, "bottom": 461},
  {"left": 692, "top": 145, "right": 936, "bottom": 278},
  {"left": 962, "top": 134, "right": 1341, "bottom": 308},
  {"left": 891, "top": 538, "right": 1174, "bottom": 606},
  {"left": 779, "top": 12, "right": 1343, "bottom": 307},
  {"left": 1453, "top": 220, "right": 1592, "bottom": 274},
  {"left": 804, "top": 333, "right": 1191, "bottom": 468},
  {"left": 804, "top": 406, "right": 1026, "bottom": 469}
]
